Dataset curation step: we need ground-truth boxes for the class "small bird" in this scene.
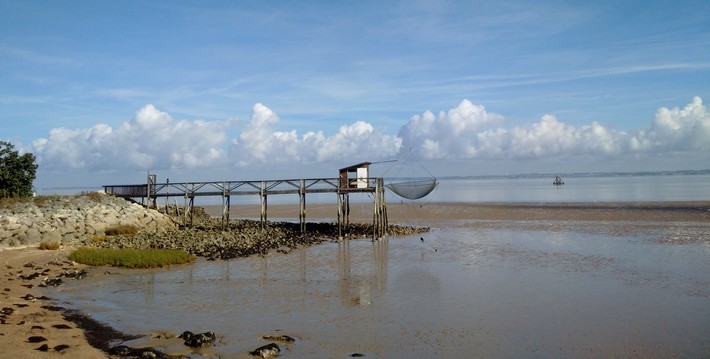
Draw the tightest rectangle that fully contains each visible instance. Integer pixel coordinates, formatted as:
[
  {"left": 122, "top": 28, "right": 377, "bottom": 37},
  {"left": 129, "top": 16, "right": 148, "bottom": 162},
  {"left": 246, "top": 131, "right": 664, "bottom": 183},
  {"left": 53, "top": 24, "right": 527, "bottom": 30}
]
[{"left": 420, "top": 237, "right": 424, "bottom": 242}]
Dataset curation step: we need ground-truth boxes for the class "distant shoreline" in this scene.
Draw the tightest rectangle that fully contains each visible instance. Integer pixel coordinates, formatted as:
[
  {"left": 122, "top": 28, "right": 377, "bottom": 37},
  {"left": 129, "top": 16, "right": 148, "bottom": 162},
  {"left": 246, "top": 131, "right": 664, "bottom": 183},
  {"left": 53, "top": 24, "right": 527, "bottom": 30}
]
[{"left": 439, "top": 168, "right": 710, "bottom": 180}]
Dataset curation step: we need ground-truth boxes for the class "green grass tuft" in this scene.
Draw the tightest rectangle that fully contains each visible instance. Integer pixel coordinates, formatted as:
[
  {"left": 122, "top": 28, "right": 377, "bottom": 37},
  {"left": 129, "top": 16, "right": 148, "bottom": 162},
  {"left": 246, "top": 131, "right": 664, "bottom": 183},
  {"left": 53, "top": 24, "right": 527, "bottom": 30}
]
[
  {"left": 105, "top": 224, "right": 139, "bottom": 236},
  {"left": 69, "top": 247, "right": 195, "bottom": 268}
]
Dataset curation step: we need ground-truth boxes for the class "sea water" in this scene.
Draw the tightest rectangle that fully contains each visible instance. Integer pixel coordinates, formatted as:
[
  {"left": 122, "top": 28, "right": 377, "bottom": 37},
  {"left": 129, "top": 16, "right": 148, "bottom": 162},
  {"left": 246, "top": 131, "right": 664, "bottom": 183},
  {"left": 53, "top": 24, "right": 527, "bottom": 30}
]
[
  {"left": 428, "top": 173, "right": 710, "bottom": 203},
  {"left": 51, "top": 214, "right": 710, "bottom": 358},
  {"left": 49, "top": 172, "right": 709, "bottom": 204}
]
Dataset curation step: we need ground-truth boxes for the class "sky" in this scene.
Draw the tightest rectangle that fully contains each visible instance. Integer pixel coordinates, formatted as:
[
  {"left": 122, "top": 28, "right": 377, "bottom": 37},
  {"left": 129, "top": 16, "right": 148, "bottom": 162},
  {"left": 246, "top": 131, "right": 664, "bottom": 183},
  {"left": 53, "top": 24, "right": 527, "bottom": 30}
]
[{"left": 1, "top": 0, "right": 709, "bottom": 191}]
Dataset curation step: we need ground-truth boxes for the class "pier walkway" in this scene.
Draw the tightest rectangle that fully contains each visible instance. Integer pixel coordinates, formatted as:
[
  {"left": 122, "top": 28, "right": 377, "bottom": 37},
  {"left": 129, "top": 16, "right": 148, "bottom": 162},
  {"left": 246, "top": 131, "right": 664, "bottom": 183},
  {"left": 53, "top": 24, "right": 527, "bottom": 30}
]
[{"left": 103, "top": 174, "right": 388, "bottom": 238}]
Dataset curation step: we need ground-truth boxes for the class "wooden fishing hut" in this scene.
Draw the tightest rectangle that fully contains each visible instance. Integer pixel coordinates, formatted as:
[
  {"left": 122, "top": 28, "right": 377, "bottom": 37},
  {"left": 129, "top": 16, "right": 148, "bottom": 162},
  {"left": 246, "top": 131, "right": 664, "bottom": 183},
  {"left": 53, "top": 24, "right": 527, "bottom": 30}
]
[
  {"left": 337, "top": 162, "right": 388, "bottom": 239},
  {"left": 103, "top": 165, "right": 389, "bottom": 239}
]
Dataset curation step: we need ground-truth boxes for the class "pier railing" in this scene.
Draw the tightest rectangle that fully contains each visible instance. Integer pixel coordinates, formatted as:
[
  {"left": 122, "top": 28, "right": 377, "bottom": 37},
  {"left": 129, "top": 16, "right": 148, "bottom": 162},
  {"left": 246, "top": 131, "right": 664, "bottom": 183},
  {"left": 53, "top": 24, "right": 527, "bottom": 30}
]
[{"left": 103, "top": 177, "right": 387, "bottom": 239}]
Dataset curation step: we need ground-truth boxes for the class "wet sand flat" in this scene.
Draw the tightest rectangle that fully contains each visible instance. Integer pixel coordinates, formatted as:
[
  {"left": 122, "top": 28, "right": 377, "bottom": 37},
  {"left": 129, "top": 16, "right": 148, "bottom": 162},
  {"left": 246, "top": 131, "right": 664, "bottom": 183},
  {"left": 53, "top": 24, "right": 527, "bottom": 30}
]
[
  {"left": 203, "top": 201, "right": 710, "bottom": 223},
  {"left": 49, "top": 201, "right": 710, "bottom": 358},
  {"left": 0, "top": 248, "right": 106, "bottom": 359}
]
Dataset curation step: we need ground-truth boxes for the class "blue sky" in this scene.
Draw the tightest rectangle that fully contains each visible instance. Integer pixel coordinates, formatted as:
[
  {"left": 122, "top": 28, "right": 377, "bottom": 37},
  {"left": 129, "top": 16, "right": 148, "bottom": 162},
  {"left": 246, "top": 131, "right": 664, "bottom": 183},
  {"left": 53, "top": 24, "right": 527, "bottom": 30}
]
[{"left": 1, "top": 0, "right": 709, "bottom": 190}]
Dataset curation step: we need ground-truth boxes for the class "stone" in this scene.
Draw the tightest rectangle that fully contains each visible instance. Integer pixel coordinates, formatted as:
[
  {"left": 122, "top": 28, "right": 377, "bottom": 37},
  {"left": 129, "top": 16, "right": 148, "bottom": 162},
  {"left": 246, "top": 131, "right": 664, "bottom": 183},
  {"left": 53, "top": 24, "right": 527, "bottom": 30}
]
[
  {"left": 25, "top": 227, "right": 41, "bottom": 243},
  {"left": 181, "top": 331, "right": 217, "bottom": 348},
  {"left": 249, "top": 343, "right": 280, "bottom": 358},
  {"left": 62, "top": 233, "right": 76, "bottom": 243},
  {"left": 27, "top": 336, "right": 47, "bottom": 343},
  {"left": 262, "top": 334, "right": 295, "bottom": 343},
  {"left": 42, "top": 230, "right": 62, "bottom": 244}
]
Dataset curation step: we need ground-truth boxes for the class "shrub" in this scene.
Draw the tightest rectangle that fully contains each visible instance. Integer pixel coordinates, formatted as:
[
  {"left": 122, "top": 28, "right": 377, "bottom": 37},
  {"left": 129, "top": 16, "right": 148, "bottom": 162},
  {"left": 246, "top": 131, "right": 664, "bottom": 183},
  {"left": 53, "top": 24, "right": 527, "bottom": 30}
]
[
  {"left": 105, "top": 224, "right": 139, "bottom": 236},
  {"left": 0, "top": 141, "right": 37, "bottom": 198},
  {"left": 38, "top": 241, "right": 60, "bottom": 250},
  {"left": 69, "top": 247, "right": 195, "bottom": 268}
]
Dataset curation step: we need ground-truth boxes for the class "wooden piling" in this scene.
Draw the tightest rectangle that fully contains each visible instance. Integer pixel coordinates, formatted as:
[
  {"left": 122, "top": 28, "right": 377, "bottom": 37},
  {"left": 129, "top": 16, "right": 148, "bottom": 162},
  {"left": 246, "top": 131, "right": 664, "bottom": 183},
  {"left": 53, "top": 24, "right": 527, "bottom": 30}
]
[
  {"left": 222, "top": 181, "right": 230, "bottom": 230},
  {"left": 299, "top": 179, "right": 306, "bottom": 234},
  {"left": 260, "top": 181, "right": 267, "bottom": 231}
]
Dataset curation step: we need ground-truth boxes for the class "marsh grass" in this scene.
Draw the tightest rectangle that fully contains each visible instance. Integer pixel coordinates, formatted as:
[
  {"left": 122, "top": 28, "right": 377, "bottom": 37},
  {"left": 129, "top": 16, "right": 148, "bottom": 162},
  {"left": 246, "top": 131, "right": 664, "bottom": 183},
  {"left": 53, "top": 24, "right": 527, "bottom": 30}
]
[
  {"left": 38, "top": 240, "right": 60, "bottom": 250},
  {"left": 69, "top": 247, "right": 195, "bottom": 268},
  {"left": 33, "top": 195, "right": 61, "bottom": 206},
  {"left": 0, "top": 195, "right": 28, "bottom": 209},
  {"left": 78, "top": 191, "right": 103, "bottom": 202},
  {"left": 90, "top": 235, "right": 108, "bottom": 243},
  {"left": 105, "top": 224, "right": 139, "bottom": 236}
]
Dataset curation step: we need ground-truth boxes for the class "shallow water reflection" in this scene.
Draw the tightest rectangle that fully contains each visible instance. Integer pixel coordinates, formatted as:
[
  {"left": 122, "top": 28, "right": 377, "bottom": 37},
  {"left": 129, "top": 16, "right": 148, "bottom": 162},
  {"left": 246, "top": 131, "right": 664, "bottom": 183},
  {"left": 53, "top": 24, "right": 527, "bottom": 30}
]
[{"left": 53, "top": 223, "right": 709, "bottom": 358}]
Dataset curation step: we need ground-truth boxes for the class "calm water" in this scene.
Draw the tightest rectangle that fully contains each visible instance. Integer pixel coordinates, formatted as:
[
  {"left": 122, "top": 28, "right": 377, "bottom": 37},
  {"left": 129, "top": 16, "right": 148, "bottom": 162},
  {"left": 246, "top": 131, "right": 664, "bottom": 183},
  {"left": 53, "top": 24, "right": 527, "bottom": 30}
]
[
  {"left": 71, "top": 173, "right": 708, "bottom": 205},
  {"left": 428, "top": 174, "right": 710, "bottom": 203},
  {"left": 52, "top": 215, "right": 710, "bottom": 358}
]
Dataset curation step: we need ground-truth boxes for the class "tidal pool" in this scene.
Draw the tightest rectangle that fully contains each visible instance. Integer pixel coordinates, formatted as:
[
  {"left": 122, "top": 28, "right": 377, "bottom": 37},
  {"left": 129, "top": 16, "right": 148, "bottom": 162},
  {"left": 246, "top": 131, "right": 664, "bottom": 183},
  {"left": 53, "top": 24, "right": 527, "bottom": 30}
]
[{"left": 52, "top": 220, "right": 709, "bottom": 358}]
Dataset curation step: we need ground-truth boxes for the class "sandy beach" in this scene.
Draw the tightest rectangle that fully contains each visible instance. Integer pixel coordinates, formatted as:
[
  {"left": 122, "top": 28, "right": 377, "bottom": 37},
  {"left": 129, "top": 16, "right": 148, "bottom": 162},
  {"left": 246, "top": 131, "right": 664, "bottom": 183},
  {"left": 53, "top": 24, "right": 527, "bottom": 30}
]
[
  {"left": 2, "top": 201, "right": 708, "bottom": 357},
  {"left": 0, "top": 248, "right": 106, "bottom": 359}
]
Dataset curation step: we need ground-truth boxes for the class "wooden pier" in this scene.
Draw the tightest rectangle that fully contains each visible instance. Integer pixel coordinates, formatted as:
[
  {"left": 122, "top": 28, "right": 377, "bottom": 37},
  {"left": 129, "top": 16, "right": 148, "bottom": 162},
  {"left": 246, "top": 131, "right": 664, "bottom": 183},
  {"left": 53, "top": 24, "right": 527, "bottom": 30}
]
[{"left": 103, "top": 163, "right": 388, "bottom": 238}]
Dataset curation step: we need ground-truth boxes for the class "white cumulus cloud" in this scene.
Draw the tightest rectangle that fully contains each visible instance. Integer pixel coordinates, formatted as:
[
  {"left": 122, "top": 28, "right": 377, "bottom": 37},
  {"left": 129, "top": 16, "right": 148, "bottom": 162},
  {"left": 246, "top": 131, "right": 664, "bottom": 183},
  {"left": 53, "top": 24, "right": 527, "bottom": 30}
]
[
  {"left": 28, "top": 97, "right": 709, "bottom": 176},
  {"left": 398, "top": 97, "right": 709, "bottom": 161},
  {"left": 399, "top": 99, "right": 504, "bottom": 159},
  {"left": 629, "top": 96, "right": 710, "bottom": 152},
  {"left": 32, "top": 104, "right": 230, "bottom": 170},
  {"left": 230, "top": 103, "right": 401, "bottom": 165}
]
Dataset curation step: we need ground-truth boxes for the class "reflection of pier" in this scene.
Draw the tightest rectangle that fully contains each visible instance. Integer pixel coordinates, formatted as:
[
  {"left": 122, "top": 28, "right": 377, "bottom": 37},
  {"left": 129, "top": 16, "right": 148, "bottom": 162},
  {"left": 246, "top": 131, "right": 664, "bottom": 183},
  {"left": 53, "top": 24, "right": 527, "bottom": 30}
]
[
  {"left": 103, "top": 163, "right": 388, "bottom": 238},
  {"left": 338, "top": 239, "right": 388, "bottom": 306},
  {"left": 135, "top": 238, "right": 391, "bottom": 309}
]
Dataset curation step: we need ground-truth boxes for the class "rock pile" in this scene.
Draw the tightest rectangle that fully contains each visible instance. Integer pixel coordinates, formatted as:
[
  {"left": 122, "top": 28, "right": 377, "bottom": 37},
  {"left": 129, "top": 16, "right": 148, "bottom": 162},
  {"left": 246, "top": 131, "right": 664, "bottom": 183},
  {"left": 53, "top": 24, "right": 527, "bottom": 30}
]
[
  {"left": 90, "top": 216, "right": 429, "bottom": 260},
  {"left": 1, "top": 192, "right": 430, "bottom": 258},
  {"left": 0, "top": 193, "right": 176, "bottom": 249}
]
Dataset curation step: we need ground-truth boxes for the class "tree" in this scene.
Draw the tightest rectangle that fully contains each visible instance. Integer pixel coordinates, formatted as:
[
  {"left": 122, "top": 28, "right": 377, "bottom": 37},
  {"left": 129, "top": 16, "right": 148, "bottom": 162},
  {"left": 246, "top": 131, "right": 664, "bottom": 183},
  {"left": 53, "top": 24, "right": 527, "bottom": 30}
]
[{"left": 0, "top": 141, "right": 38, "bottom": 198}]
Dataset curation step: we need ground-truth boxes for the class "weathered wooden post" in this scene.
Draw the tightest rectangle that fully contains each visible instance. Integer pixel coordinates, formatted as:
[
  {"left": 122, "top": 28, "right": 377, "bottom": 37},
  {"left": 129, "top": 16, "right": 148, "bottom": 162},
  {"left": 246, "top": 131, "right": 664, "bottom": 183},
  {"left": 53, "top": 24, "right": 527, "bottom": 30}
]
[
  {"left": 260, "top": 181, "right": 267, "bottom": 231},
  {"left": 147, "top": 172, "right": 157, "bottom": 208},
  {"left": 372, "top": 177, "right": 388, "bottom": 239},
  {"left": 183, "top": 184, "right": 194, "bottom": 227},
  {"left": 337, "top": 187, "right": 343, "bottom": 239},
  {"left": 183, "top": 189, "right": 189, "bottom": 226},
  {"left": 383, "top": 178, "right": 388, "bottom": 236},
  {"left": 299, "top": 179, "right": 306, "bottom": 235},
  {"left": 222, "top": 181, "right": 230, "bottom": 230},
  {"left": 165, "top": 178, "right": 170, "bottom": 213}
]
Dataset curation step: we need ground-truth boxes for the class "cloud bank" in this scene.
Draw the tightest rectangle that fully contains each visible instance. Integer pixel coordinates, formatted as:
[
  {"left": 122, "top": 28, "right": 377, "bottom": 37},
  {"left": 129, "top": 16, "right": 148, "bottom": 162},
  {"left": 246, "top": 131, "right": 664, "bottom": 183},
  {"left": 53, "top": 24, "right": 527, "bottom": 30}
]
[{"left": 30, "top": 97, "right": 709, "bottom": 173}]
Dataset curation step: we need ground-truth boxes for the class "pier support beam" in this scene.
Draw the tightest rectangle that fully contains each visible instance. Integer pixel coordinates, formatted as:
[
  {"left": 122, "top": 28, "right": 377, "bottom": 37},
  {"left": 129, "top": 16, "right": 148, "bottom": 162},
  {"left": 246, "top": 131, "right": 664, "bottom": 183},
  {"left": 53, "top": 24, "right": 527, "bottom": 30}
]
[
  {"left": 299, "top": 179, "right": 306, "bottom": 234},
  {"left": 337, "top": 191, "right": 351, "bottom": 239},
  {"left": 260, "top": 181, "right": 267, "bottom": 231},
  {"left": 373, "top": 178, "right": 388, "bottom": 239},
  {"left": 222, "top": 191, "right": 230, "bottom": 230}
]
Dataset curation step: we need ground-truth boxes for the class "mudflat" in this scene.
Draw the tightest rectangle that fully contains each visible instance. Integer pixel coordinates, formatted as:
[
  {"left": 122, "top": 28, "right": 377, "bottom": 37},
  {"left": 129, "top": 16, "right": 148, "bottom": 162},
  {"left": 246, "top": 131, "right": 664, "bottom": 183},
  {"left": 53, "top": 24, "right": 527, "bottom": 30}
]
[
  {"left": 203, "top": 201, "right": 710, "bottom": 223},
  {"left": 1, "top": 201, "right": 708, "bottom": 357}
]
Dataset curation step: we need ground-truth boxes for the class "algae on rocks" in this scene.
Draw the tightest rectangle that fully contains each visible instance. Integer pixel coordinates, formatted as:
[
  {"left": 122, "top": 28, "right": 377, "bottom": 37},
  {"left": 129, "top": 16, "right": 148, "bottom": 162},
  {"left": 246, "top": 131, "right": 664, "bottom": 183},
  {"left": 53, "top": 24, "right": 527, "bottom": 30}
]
[{"left": 90, "top": 213, "right": 430, "bottom": 261}]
